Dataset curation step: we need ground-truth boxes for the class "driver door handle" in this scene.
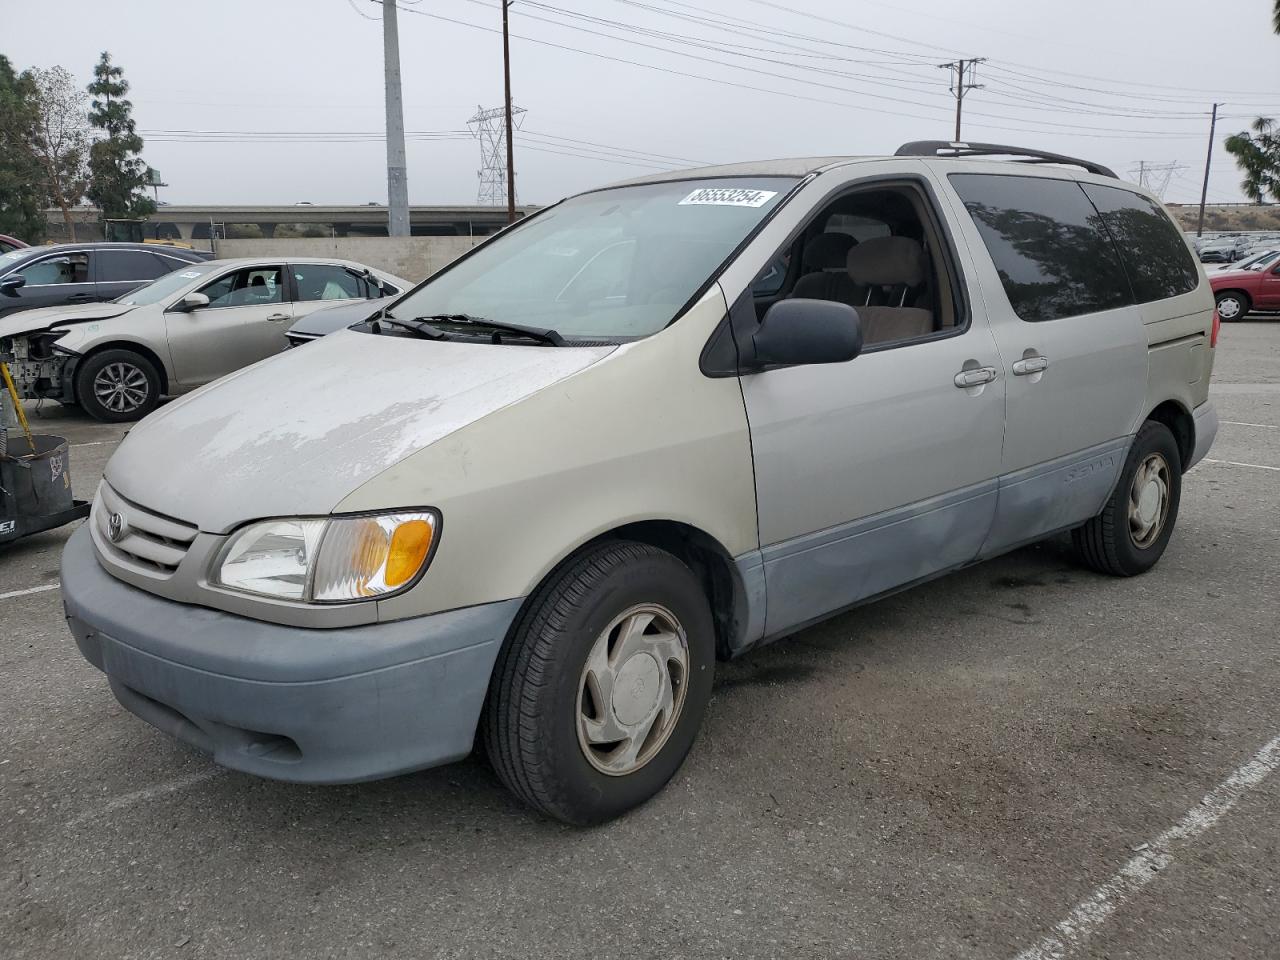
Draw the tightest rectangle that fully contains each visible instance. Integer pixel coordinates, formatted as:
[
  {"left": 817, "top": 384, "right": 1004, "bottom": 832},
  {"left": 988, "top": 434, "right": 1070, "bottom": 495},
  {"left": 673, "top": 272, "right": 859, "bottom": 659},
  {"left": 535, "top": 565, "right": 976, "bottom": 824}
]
[
  {"left": 265, "top": 312, "right": 290, "bottom": 322},
  {"left": 954, "top": 366, "right": 997, "bottom": 388},
  {"left": 66, "top": 293, "right": 95, "bottom": 303},
  {"left": 1012, "top": 355, "right": 1050, "bottom": 376}
]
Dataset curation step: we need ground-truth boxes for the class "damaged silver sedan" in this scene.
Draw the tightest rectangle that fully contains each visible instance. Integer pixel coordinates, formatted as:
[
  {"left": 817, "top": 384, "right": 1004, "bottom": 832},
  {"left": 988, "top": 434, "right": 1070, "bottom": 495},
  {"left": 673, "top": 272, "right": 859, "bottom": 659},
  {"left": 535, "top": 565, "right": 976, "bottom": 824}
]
[{"left": 0, "top": 257, "right": 407, "bottom": 422}]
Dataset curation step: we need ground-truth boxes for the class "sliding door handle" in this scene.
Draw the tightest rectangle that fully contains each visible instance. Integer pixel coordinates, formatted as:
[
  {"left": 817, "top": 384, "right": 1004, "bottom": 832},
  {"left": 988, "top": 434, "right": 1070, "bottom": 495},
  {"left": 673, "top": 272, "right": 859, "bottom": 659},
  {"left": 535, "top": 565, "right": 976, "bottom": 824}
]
[{"left": 1012, "top": 355, "right": 1049, "bottom": 376}]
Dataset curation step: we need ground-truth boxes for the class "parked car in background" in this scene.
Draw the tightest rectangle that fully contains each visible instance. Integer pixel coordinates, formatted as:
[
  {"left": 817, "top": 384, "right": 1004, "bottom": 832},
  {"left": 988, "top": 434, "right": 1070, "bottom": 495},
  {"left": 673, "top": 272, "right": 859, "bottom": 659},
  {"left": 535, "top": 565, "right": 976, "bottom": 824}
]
[
  {"left": 0, "top": 257, "right": 407, "bottom": 422},
  {"left": 284, "top": 295, "right": 390, "bottom": 347},
  {"left": 1208, "top": 247, "right": 1279, "bottom": 273},
  {"left": 60, "top": 143, "right": 1218, "bottom": 824},
  {"left": 0, "top": 242, "right": 210, "bottom": 319},
  {"left": 0, "top": 234, "right": 28, "bottom": 254},
  {"left": 1210, "top": 253, "right": 1280, "bottom": 320}
]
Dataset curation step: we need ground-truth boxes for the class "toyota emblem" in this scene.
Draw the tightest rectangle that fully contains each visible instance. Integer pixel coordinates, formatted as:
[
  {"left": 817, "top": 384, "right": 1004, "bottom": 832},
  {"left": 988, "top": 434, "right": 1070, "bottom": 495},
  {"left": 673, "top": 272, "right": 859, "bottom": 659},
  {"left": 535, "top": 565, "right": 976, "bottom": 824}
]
[{"left": 106, "top": 512, "right": 125, "bottom": 543}]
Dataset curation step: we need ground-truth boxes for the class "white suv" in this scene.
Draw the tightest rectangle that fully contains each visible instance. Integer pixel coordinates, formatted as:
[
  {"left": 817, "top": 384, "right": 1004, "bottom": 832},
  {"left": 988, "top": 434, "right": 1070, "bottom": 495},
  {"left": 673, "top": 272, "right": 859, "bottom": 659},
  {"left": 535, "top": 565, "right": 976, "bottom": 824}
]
[{"left": 62, "top": 142, "right": 1218, "bottom": 824}]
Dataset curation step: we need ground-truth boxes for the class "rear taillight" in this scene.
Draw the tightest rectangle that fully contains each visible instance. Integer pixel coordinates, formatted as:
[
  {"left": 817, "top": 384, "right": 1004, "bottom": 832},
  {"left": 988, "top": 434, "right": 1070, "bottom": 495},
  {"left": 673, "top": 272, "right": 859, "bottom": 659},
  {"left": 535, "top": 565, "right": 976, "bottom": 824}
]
[{"left": 1211, "top": 308, "right": 1221, "bottom": 348}]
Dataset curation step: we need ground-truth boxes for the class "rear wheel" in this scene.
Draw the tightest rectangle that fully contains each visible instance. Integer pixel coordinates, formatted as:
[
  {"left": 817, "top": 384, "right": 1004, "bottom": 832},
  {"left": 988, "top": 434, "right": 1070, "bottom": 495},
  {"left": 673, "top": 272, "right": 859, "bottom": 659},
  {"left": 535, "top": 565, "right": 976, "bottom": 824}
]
[
  {"left": 482, "top": 540, "right": 715, "bottom": 825},
  {"left": 1072, "top": 420, "right": 1182, "bottom": 577},
  {"left": 75, "top": 349, "right": 161, "bottom": 423},
  {"left": 1215, "top": 291, "right": 1250, "bottom": 322}
]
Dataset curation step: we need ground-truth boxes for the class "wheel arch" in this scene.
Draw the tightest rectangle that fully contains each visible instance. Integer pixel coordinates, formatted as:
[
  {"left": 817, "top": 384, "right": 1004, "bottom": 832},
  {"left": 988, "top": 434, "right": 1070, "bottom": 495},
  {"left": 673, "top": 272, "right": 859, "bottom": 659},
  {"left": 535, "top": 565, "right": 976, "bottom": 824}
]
[
  {"left": 511, "top": 519, "right": 751, "bottom": 662},
  {"left": 1145, "top": 398, "right": 1195, "bottom": 472},
  {"left": 71, "top": 340, "right": 171, "bottom": 398}
]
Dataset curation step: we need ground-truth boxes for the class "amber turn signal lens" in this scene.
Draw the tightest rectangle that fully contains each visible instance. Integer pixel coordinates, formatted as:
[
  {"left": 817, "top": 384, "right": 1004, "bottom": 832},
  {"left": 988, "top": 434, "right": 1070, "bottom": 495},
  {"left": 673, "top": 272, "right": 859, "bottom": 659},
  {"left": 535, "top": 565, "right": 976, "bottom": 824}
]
[{"left": 385, "top": 519, "right": 435, "bottom": 587}]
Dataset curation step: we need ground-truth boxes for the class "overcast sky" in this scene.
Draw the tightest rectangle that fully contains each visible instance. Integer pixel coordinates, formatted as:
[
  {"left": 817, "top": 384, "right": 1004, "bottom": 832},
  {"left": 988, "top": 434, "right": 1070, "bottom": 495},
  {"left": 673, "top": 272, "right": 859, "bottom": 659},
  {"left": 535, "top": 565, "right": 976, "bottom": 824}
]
[{"left": 5, "top": 0, "right": 1279, "bottom": 207}]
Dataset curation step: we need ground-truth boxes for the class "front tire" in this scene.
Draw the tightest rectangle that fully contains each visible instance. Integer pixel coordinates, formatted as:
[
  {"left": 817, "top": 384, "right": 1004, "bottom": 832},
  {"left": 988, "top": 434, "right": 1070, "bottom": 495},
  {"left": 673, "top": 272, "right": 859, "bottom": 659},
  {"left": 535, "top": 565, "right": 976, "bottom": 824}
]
[
  {"left": 75, "top": 349, "right": 161, "bottom": 423},
  {"left": 1215, "top": 291, "right": 1250, "bottom": 322},
  {"left": 482, "top": 541, "right": 715, "bottom": 825},
  {"left": 1072, "top": 420, "right": 1182, "bottom": 577}
]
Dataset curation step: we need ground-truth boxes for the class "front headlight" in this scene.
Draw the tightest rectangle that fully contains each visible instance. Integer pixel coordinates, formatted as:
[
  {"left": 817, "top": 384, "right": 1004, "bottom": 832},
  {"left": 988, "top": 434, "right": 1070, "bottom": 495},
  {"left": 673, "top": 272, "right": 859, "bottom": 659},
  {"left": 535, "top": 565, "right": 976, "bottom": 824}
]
[{"left": 213, "top": 511, "right": 439, "bottom": 603}]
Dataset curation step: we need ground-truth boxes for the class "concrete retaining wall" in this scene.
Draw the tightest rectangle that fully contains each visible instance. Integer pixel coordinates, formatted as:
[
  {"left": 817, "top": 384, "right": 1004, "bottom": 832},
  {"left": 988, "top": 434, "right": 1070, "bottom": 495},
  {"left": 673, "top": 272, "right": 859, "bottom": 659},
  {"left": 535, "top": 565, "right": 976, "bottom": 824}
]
[{"left": 212, "top": 236, "right": 483, "bottom": 283}]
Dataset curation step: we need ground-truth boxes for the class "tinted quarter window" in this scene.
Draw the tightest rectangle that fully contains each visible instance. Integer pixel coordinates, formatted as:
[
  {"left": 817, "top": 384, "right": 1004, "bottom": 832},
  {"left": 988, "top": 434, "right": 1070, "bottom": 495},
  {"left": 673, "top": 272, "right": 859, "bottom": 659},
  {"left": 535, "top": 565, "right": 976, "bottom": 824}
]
[
  {"left": 949, "top": 174, "right": 1131, "bottom": 323},
  {"left": 97, "top": 250, "right": 175, "bottom": 283},
  {"left": 1080, "top": 184, "right": 1199, "bottom": 303}
]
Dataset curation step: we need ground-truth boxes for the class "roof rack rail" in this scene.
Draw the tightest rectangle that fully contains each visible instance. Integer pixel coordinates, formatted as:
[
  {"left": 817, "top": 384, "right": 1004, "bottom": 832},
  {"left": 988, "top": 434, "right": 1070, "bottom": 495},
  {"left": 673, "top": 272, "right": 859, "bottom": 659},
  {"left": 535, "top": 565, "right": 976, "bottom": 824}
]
[{"left": 894, "top": 141, "right": 1118, "bottom": 179}]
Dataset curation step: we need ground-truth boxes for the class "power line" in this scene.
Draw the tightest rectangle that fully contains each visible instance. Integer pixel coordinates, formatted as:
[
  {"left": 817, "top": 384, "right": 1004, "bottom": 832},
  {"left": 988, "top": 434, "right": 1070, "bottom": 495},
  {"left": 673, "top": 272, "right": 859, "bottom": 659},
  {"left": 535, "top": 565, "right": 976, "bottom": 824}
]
[{"left": 401, "top": 2, "right": 1215, "bottom": 139}]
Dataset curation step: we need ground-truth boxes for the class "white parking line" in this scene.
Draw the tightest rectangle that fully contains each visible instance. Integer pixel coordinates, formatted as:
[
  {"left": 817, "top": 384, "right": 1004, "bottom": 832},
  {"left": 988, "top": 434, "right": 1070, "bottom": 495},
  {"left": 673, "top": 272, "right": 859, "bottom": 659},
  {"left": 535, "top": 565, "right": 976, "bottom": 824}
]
[
  {"left": 1010, "top": 734, "right": 1280, "bottom": 960},
  {"left": 66, "top": 769, "right": 223, "bottom": 828},
  {"left": 70, "top": 439, "right": 120, "bottom": 449},
  {"left": 1203, "top": 458, "right": 1280, "bottom": 472},
  {"left": 0, "top": 583, "right": 60, "bottom": 602},
  {"left": 1220, "top": 420, "right": 1278, "bottom": 430}
]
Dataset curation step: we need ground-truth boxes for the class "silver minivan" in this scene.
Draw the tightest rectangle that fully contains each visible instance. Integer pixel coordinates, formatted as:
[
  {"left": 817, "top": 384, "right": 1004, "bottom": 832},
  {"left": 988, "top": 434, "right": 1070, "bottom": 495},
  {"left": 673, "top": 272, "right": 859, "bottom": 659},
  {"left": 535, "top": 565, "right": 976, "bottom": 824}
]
[{"left": 62, "top": 142, "right": 1220, "bottom": 824}]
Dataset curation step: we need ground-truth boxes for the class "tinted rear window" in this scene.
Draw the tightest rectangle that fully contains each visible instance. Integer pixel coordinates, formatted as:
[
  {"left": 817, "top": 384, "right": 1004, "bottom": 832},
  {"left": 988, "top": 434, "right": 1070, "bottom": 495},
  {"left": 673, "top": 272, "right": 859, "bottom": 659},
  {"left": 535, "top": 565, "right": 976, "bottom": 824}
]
[
  {"left": 949, "top": 173, "right": 1131, "bottom": 323},
  {"left": 97, "top": 250, "right": 175, "bottom": 283},
  {"left": 1079, "top": 184, "right": 1199, "bottom": 303}
]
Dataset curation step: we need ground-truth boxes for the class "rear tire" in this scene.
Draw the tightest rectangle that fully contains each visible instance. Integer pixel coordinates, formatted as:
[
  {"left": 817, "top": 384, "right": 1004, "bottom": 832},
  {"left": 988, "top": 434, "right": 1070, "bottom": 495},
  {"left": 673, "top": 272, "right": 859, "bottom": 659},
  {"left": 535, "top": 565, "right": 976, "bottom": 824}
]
[
  {"left": 1072, "top": 420, "right": 1181, "bottom": 577},
  {"left": 1214, "top": 291, "right": 1250, "bottom": 322},
  {"left": 482, "top": 540, "right": 715, "bottom": 825},
  {"left": 75, "top": 349, "right": 161, "bottom": 423}
]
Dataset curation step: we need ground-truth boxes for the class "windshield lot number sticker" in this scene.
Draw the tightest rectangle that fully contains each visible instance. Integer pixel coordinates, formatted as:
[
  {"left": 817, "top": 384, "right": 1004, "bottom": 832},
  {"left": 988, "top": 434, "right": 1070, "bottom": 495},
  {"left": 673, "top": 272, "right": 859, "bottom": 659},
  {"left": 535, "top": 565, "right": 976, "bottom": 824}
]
[{"left": 679, "top": 188, "right": 778, "bottom": 208}]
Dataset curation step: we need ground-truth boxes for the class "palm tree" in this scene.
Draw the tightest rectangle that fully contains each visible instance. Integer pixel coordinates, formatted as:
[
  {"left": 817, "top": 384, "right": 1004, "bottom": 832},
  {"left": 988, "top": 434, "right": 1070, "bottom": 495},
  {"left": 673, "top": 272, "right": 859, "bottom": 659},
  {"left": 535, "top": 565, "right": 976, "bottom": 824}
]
[{"left": 1225, "top": 119, "right": 1280, "bottom": 202}]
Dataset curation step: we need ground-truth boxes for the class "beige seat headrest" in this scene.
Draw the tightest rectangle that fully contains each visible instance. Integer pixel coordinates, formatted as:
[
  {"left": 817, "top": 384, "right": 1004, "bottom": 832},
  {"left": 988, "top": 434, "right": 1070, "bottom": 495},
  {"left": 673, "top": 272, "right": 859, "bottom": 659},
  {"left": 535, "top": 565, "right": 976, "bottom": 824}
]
[{"left": 846, "top": 236, "right": 926, "bottom": 287}]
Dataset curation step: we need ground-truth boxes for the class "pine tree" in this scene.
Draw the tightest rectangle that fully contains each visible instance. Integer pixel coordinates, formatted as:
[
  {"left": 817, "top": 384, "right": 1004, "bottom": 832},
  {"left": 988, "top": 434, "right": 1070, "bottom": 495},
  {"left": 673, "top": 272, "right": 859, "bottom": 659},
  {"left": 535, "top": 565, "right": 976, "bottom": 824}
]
[
  {"left": 86, "top": 52, "right": 155, "bottom": 221},
  {"left": 0, "top": 55, "right": 46, "bottom": 242}
]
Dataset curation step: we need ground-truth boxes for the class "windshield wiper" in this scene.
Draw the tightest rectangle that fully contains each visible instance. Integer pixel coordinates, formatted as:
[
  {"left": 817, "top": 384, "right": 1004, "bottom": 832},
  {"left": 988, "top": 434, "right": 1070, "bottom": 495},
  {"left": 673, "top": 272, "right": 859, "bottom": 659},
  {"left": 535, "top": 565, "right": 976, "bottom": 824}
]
[
  {"left": 412, "top": 313, "right": 566, "bottom": 346},
  {"left": 370, "top": 314, "right": 449, "bottom": 340}
]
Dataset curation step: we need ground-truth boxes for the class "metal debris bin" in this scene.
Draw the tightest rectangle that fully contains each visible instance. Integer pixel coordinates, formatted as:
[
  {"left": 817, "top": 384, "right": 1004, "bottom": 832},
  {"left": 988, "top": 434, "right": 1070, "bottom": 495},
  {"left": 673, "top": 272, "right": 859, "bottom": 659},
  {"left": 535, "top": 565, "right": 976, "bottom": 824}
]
[{"left": 0, "top": 434, "right": 91, "bottom": 545}]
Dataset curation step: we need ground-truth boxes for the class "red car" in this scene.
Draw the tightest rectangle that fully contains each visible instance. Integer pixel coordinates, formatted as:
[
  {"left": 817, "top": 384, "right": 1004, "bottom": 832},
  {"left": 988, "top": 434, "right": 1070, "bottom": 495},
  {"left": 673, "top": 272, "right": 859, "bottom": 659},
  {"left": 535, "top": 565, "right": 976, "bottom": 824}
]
[
  {"left": 0, "top": 234, "right": 28, "bottom": 254},
  {"left": 1210, "top": 249, "right": 1280, "bottom": 321}
]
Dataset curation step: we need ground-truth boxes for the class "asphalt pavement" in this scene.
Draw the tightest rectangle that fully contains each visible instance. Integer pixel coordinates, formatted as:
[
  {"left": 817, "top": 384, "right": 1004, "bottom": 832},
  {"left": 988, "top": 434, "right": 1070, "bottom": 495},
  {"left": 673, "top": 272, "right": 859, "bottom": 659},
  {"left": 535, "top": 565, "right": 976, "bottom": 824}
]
[{"left": 2, "top": 319, "right": 1278, "bottom": 960}]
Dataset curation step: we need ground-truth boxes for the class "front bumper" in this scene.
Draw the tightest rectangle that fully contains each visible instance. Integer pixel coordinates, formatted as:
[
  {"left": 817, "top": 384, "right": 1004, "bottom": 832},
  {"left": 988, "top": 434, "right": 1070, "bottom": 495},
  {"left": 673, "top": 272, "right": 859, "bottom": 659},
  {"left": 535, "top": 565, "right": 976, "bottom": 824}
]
[{"left": 61, "top": 526, "right": 521, "bottom": 783}]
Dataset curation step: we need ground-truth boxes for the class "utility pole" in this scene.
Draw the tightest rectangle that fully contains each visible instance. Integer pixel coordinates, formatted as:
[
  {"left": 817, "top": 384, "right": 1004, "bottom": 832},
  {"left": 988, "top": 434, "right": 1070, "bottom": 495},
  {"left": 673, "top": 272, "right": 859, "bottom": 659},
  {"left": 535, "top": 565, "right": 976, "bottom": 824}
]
[
  {"left": 382, "top": 0, "right": 410, "bottom": 237},
  {"left": 1196, "top": 103, "right": 1219, "bottom": 238},
  {"left": 502, "top": 0, "right": 517, "bottom": 224},
  {"left": 939, "top": 57, "right": 985, "bottom": 142}
]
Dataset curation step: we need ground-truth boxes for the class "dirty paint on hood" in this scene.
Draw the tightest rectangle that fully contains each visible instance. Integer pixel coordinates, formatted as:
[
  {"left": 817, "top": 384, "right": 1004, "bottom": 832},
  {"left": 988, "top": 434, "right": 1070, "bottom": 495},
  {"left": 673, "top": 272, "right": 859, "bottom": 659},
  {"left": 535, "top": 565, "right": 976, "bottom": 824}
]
[{"left": 104, "top": 328, "right": 615, "bottom": 533}]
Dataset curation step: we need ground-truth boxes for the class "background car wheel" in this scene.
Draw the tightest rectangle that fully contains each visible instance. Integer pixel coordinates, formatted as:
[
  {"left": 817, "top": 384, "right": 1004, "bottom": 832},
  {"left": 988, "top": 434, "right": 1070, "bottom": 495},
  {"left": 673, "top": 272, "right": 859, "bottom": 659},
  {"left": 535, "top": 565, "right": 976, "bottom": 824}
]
[
  {"left": 1072, "top": 420, "right": 1182, "bottom": 577},
  {"left": 75, "top": 349, "right": 161, "bottom": 423},
  {"left": 482, "top": 540, "right": 716, "bottom": 825},
  {"left": 1214, "top": 291, "right": 1249, "bottom": 322}
]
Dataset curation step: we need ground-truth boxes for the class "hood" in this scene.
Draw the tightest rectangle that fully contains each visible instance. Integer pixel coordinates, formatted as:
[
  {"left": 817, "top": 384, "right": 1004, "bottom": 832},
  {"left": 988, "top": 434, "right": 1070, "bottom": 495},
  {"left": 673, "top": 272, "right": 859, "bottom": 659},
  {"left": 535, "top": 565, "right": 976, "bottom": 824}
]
[
  {"left": 288, "top": 299, "right": 384, "bottom": 338},
  {"left": 1210, "top": 267, "right": 1258, "bottom": 284},
  {"left": 0, "top": 302, "right": 135, "bottom": 339},
  {"left": 105, "top": 329, "right": 615, "bottom": 532}
]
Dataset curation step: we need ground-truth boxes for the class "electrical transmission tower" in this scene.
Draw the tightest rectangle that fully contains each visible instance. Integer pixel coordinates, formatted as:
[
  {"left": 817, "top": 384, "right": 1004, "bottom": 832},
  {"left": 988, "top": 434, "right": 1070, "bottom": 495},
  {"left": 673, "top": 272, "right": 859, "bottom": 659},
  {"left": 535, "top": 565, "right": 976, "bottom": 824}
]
[
  {"left": 938, "top": 57, "right": 985, "bottom": 141},
  {"left": 468, "top": 104, "right": 526, "bottom": 206},
  {"left": 1128, "top": 161, "right": 1185, "bottom": 199}
]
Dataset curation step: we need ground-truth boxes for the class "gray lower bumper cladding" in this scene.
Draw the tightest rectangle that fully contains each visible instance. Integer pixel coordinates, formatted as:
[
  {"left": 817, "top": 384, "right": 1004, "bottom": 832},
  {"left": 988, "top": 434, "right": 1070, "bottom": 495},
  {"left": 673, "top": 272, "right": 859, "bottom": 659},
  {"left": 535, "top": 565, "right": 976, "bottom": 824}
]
[{"left": 60, "top": 526, "right": 521, "bottom": 784}]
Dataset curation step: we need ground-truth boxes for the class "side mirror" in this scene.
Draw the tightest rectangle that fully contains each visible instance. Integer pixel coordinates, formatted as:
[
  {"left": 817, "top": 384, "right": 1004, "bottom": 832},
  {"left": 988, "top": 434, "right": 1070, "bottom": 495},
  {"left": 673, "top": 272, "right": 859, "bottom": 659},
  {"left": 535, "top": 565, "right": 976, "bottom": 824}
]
[
  {"left": 175, "top": 292, "right": 210, "bottom": 312},
  {"left": 0, "top": 275, "right": 26, "bottom": 296},
  {"left": 746, "top": 298, "right": 862, "bottom": 370}
]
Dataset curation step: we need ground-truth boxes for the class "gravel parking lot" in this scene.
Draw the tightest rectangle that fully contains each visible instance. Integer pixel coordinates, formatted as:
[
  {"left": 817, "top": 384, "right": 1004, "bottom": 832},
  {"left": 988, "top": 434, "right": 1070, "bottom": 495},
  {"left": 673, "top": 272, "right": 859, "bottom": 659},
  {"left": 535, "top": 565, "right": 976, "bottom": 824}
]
[{"left": 3, "top": 321, "right": 1278, "bottom": 960}]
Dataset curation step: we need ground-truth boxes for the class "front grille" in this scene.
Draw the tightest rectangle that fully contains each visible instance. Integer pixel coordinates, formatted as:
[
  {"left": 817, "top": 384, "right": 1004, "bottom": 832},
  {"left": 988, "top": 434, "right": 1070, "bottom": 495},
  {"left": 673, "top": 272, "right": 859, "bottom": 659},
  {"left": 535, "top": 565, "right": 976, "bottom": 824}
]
[{"left": 96, "top": 483, "right": 198, "bottom": 576}]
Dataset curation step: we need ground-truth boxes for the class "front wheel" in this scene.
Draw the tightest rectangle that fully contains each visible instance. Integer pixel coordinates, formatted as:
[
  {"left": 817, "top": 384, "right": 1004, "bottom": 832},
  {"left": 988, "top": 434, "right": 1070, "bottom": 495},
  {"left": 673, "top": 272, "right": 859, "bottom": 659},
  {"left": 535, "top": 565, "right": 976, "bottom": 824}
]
[
  {"left": 482, "top": 541, "right": 715, "bottom": 825},
  {"left": 1072, "top": 420, "right": 1182, "bottom": 577},
  {"left": 75, "top": 349, "right": 161, "bottom": 423},
  {"left": 1215, "top": 291, "right": 1250, "bottom": 322}
]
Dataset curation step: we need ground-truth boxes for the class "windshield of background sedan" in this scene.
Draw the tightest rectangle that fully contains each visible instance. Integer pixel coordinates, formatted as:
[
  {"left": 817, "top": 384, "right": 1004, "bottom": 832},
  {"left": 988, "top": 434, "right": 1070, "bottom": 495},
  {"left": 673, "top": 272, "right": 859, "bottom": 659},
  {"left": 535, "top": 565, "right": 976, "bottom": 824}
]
[
  {"left": 115, "top": 264, "right": 216, "bottom": 306},
  {"left": 381, "top": 178, "right": 796, "bottom": 341}
]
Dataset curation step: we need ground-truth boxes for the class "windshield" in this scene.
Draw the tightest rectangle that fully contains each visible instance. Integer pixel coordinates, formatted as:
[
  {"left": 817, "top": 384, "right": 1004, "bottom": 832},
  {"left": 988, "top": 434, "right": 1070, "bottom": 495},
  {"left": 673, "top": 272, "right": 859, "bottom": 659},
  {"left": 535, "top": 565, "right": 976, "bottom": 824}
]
[
  {"left": 116, "top": 264, "right": 215, "bottom": 305},
  {"left": 1239, "top": 249, "right": 1279, "bottom": 271},
  {"left": 0, "top": 248, "right": 39, "bottom": 272},
  {"left": 382, "top": 178, "right": 795, "bottom": 341}
]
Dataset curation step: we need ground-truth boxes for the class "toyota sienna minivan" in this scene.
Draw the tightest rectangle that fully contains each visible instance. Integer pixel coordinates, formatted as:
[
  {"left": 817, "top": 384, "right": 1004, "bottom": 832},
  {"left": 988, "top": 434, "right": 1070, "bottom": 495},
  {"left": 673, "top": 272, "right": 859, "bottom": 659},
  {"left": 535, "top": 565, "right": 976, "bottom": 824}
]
[{"left": 62, "top": 142, "right": 1220, "bottom": 824}]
